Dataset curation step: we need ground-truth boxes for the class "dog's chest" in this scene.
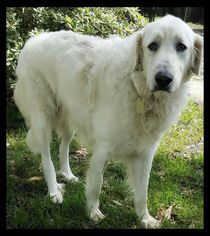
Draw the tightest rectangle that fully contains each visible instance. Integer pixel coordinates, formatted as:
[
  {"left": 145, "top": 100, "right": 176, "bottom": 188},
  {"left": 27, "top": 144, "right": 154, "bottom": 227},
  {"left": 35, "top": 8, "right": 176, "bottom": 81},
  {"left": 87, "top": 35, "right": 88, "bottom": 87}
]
[{"left": 92, "top": 97, "right": 167, "bottom": 154}]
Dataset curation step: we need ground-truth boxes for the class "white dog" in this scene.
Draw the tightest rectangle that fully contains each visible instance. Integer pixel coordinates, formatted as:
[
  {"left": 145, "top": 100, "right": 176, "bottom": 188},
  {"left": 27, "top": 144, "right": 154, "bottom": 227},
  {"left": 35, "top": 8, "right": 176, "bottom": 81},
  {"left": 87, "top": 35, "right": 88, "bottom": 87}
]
[{"left": 14, "top": 15, "right": 202, "bottom": 228}]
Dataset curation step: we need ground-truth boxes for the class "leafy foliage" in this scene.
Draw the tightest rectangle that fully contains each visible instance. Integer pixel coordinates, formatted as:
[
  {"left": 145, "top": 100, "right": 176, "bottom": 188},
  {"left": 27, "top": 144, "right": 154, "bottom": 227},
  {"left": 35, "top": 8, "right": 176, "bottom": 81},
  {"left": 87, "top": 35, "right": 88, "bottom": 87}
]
[{"left": 6, "top": 7, "right": 146, "bottom": 99}]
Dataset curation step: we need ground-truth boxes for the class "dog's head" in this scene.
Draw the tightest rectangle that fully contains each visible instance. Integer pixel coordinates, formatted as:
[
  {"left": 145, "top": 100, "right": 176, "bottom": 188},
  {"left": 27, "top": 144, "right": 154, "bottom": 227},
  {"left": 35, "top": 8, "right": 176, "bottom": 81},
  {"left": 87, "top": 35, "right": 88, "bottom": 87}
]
[{"left": 134, "top": 15, "right": 203, "bottom": 93}]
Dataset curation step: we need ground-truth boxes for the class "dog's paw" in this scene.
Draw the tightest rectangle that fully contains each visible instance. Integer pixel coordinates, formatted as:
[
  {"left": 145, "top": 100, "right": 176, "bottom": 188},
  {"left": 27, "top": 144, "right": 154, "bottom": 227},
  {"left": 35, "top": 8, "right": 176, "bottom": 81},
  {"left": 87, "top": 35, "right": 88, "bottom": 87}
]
[
  {"left": 89, "top": 208, "right": 105, "bottom": 223},
  {"left": 57, "top": 170, "right": 79, "bottom": 183},
  {"left": 49, "top": 183, "right": 65, "bottom": 204},
  {"left": 141, "top": 216, "right": 161, "bottom": 229}
]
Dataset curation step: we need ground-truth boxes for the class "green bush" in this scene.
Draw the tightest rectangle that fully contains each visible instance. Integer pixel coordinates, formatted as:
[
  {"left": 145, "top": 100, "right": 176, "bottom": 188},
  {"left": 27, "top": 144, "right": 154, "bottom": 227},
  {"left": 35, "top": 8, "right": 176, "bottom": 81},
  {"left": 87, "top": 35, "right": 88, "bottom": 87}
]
[{"left": 6, "top": 7, "right": 147, "bottom": 128}]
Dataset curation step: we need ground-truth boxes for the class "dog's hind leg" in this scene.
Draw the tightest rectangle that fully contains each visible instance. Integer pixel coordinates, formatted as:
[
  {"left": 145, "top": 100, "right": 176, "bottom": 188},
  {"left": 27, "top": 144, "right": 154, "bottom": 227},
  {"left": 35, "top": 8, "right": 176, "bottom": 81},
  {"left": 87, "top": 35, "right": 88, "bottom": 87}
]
[
  {"left": 57, "top": 132, "right": 79, "bottom": 183},
  {"left": 27, "top": 115, "right": 65, "bottom": 204},
  {"left": 14, "top": 67, "right": 65, "bottom": 203},
  {"left": 41, "top": 141, "right": 65, "bottom": 204}
]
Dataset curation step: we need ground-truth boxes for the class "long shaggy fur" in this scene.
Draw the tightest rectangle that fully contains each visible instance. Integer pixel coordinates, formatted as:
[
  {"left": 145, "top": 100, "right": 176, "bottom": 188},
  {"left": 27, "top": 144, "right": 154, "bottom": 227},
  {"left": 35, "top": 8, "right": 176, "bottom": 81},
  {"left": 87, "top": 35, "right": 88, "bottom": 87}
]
[{"left": 14, "top": 15, "right": 202, "bottom": 228}]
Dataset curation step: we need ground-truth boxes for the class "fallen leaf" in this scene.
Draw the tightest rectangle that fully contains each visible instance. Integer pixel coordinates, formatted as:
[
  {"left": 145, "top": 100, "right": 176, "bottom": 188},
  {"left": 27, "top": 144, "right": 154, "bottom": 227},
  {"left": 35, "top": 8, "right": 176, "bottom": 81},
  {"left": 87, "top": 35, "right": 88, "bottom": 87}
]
[
  {"left": 75, "top": 147, "right": 88, "bottom": 157},
  {"left": 71, "top": 147, "right": 88, "bottom": 159},
  {"left": 113, "top": 200, "right": 122, "bottom": 206},
  {"left": 164, "top": 205, "right": 173, "bottom": 220},
  {"left": 156, "top": 204, "right": 175, "bottom": 221},
  {"left": 28, "top": 176, "right": 43, "bottom": 182},
  {"left": 157, "top": 170, "right": 165, "bottom": 178}
]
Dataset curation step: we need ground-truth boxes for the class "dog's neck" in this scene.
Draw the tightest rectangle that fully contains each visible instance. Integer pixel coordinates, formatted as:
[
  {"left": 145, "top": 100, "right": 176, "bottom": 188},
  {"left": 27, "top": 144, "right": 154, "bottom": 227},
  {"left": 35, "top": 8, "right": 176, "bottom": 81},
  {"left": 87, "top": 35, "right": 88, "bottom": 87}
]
[{"left": 131, "top": 70, "right": 189, "bottom": 116}]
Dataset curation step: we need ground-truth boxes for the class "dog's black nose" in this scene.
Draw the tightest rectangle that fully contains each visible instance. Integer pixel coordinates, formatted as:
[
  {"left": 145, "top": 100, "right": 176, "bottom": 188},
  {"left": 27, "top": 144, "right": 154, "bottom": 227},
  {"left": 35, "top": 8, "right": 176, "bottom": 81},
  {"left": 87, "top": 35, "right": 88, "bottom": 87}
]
[{"left": 155, "top": 72, "right": 173, "bottom": 88}]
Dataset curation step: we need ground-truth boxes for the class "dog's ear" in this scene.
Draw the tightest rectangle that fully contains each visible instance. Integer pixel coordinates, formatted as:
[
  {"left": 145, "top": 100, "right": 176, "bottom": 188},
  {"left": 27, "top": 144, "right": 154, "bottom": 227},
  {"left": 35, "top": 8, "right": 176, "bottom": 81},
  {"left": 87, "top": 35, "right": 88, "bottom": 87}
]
[
  {"left": 192, "top": 33, "right": 203, "bottom": 75},
  {"left": 131, "top": 30, "right": 144, "bottom": 72}
]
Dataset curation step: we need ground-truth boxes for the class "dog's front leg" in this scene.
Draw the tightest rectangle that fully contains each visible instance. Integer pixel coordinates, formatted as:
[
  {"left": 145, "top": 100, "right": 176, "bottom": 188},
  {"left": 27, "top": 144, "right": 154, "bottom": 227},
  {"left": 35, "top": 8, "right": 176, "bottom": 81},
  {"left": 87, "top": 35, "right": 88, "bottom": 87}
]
[
  {"left": 85, "top": 145, "right": 108, "bottom": 222},
  {"left": 128, "top": 142, "right": 161, "bottom": 228}
]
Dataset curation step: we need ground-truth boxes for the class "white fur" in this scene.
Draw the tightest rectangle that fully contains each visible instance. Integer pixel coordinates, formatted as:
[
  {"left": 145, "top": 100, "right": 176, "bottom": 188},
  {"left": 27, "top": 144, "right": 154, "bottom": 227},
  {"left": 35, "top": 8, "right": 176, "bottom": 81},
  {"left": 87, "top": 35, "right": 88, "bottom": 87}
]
[{"left": 14, "top": 15, "right": 202, "bottom": 228}]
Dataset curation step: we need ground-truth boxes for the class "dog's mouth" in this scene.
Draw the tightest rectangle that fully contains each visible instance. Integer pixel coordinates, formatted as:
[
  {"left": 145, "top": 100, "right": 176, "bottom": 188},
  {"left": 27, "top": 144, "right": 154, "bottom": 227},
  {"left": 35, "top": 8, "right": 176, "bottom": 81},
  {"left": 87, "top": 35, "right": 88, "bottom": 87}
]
[{"left": 151, "top": 86, "right": 172, "bottom": 93}]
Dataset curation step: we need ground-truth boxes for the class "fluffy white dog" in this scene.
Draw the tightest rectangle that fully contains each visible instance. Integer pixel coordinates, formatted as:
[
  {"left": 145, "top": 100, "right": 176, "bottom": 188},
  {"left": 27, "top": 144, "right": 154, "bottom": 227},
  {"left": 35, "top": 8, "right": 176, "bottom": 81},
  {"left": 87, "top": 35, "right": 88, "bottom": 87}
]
[{"left": 14, "top": 15, "right": 202, "bottom": 228}]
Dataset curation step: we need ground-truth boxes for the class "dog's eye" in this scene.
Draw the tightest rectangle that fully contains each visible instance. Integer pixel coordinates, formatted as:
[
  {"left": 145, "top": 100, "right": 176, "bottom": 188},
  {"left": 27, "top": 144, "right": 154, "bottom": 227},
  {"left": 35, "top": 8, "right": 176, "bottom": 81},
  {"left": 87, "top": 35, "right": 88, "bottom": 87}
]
[
  {"left": 148, "top": 42, "right": 158, "bottom": 52},
  {"left": 176, "top": 42, "right": 187, "bottom": 52}
]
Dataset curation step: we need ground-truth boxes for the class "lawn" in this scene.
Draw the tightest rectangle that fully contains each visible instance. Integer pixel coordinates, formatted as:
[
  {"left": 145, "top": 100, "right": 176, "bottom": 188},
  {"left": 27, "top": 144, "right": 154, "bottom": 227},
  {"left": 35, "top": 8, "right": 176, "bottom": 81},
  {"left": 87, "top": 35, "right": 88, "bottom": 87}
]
[{"left": 6, "top": 100, "right": 203, "bottom": 229}]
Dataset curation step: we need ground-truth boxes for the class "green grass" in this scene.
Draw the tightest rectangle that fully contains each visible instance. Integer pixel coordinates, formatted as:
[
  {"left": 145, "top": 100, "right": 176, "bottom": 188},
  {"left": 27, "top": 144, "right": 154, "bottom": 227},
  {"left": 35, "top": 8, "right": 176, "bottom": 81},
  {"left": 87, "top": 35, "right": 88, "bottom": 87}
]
[{"left": 6, "top": 100, "right": 203, "bottom": 229}]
